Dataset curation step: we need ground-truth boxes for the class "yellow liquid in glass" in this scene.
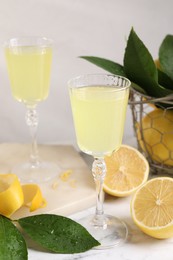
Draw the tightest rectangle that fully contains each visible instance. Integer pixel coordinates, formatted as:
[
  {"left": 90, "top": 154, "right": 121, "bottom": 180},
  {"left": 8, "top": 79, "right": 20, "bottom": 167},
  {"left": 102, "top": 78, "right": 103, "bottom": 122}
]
[
  {"left": 70, "top": 86, "right": 129, "bottom": 157},
  {"left": 5, "top": 46, "right": 52, "bottom": 105}
]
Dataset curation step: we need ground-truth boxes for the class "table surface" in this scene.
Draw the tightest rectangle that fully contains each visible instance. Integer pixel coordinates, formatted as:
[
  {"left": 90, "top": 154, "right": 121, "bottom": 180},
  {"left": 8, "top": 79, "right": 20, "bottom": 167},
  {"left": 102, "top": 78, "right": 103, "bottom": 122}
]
[
  {"left": 28, "top": 195, "right": 173, "bottom": 260},
  {"left": 27, "top": 141, "right": 173, "bottom": 260}
]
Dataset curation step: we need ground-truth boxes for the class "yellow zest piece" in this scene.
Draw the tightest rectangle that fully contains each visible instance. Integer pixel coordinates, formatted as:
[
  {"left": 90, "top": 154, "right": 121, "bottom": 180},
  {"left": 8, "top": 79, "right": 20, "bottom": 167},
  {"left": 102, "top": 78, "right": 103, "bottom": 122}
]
[
  {"left": 22, "top": 184, "right": 47, "bottom": 212},
  {"left": 69, "top": 179, "right": 77, "bottom": 188},
  {"left": 103, "top": 144, "right": 149, "bottom": 197},
  {"left": 60, "top": 169, "right": 73, "bottom": 182},
  {"left": 52, "top": 170, "right": 76, "bottom": 189},
  {"left": 52, "top": 180, "right": 59, "bottom": 190},
  {"left": 0, "top": 174, "right": 24, "bottom": 217},
  {"left": 131, "top": 177, "right": 173, "bottom": 239}
]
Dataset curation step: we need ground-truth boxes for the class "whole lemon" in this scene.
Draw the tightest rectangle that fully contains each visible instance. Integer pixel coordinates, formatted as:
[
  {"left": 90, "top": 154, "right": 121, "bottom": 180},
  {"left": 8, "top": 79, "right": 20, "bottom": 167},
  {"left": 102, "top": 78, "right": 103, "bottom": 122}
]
[{"left": 137, "top": 108, "right": 173, "bottom": 166}]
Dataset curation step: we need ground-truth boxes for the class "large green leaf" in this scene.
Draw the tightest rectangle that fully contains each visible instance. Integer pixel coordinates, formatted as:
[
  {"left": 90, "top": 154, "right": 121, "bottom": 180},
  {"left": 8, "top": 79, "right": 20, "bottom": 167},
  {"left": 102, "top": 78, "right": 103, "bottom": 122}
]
[
  {"left": 123, "top": 28, "right": 172, "bottom": 97},
  {"left": 18, "top": 214, "right": 100, "bottom": 254},
  {"left": 158, "top": 69, "right": 173, "bottom": 90},
  {"left": 159, "top": 35, "right": 173, "bottom": 80},
  {"left": 0, "top": 215, "right": 27, "bottom": 260},
  {"left": 131, "top": 82, "right": 147, "bottom": 94},
  {"left": 79, "top": 56, "right": 126, "bottom": 76}
]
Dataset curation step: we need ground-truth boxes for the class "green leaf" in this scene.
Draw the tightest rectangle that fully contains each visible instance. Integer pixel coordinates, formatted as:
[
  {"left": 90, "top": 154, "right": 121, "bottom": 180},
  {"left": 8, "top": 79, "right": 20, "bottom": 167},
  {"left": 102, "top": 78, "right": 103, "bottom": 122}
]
[
  {"left": 18, "top": 214, "right": 100, "bottom": 254},
  {"left": 159, "top": 35, "right": 173, "bottom": 80},
  {"left": 158, "top": 69, "right": 173, "bottom": 90},
  {"left": 131, "top": 82, "right": 147, "bottom": 94},
  {"left": 123, "top": 28, "right": 172, "bottom": 97},
  {"left": 79, "top": 56, "right": 126, "bottom": 77},
  {"left": 0, "top": 215, "right": 27, "bottom": 260}
]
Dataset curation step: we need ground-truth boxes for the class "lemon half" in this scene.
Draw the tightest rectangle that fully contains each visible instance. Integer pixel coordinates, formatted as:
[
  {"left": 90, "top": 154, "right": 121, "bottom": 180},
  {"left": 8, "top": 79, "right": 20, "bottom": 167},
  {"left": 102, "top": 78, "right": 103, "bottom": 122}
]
[
  {"left": 103, "top": 145, "right": 149, "bottom": 197},
  {"left": 131, "top": 177, "right": 173, "bottom": 239}
]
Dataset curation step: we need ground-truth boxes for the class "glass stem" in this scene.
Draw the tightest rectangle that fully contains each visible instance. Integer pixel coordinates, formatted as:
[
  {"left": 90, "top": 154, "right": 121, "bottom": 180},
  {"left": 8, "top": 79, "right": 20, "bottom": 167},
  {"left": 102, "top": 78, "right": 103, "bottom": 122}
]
[
  {"left": 92, "top": 157, "right": 107, "bottom": 227},
  {"left": 25, "top": 106, "right": 40, "bottom": 167}
]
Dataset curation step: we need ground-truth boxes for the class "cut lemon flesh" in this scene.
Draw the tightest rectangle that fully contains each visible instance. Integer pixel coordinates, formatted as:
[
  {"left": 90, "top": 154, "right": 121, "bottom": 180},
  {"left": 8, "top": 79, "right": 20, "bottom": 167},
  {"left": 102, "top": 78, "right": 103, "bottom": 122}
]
[
  {"left": 22, "top": 184, "right": 47, "bottom": 212},
  {"left": 0, "top": 174, "right": 24, "bottom": 217},
  {"left": 103, "top": 144, "right": 149, "bottom": 197},
  {"left": 131, "top": 177, "right": 173, "bottom": 239}
]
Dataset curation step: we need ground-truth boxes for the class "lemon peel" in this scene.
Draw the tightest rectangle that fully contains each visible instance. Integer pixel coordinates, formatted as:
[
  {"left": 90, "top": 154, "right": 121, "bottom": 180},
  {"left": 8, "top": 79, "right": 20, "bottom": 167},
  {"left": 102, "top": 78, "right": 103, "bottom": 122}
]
[
  {"left": 0, "top": 174, "right": 24, "bottom": 217},
  {"left": 0, "top": 173, "right": 46, "bottom": 217},
  {"left": 22, "top": 184, "right": 47, "bottom": 212}
]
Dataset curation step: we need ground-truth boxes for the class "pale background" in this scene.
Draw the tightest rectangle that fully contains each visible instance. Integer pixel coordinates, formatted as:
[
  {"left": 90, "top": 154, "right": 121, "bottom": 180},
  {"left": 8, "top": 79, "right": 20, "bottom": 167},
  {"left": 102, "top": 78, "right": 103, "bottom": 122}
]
[{"left": 0, "top": 0, "right": 172, "bottom": 146}]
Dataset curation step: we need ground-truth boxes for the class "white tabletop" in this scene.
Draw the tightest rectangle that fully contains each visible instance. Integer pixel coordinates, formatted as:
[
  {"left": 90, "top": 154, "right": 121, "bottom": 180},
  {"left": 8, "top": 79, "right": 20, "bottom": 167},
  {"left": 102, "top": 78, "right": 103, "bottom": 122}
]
[
  {"left": 27, "top": 137, "right": 173, "bottom": 259},
  {"left": 28, "top": 194, "right": 173, "bottom": 260}
]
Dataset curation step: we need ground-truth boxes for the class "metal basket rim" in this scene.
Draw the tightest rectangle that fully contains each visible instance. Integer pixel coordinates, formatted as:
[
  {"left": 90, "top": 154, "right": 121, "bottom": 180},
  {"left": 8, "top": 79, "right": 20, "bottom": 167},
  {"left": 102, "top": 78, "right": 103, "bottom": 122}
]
[{"left": 129, "top": 88, "right": 173, "bottom": 105}]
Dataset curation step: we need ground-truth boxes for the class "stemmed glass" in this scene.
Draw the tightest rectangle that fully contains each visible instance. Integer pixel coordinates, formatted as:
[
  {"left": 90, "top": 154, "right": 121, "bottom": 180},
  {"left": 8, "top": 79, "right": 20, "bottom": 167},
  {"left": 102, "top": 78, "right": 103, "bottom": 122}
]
[
  {"left": 68, "top": 74, "right": 130, "bottom": 248},
  {"left": 4, "top": 37, "right": 59, "bottom": 183}
]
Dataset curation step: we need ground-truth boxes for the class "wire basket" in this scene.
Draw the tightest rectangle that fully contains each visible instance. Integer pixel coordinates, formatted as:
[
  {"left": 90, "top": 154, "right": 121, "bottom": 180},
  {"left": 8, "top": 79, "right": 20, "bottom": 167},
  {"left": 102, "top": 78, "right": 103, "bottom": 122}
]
[{"left": 129, "top": 89, "right": 173, "bottom": 175}]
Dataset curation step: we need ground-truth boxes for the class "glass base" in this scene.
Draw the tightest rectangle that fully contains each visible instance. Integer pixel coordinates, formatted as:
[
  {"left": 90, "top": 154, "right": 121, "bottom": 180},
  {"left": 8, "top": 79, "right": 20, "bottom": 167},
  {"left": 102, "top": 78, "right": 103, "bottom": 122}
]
[
  {"left": 78, "top": 214, "right": 128, "bottom": 249},
  {"left": 13, "top": 161, "right": 60, "bottom": 183}
]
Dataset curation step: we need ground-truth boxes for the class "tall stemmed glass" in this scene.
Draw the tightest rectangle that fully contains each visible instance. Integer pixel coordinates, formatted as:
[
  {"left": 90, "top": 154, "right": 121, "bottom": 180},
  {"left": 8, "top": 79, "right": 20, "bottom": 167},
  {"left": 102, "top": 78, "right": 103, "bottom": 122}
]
[
  {"left": 5, "top": 37, "right": 59, "bottom": 183},
  {"left": 68, "top": 74, "right": 130, "bottom": 248}
]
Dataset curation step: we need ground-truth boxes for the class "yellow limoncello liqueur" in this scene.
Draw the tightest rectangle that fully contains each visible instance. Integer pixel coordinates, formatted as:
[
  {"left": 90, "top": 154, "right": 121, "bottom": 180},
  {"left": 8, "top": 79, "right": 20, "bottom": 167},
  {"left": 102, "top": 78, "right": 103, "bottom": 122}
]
[
  {"left": 5, "top": 46, "right": 52, "bottom": 105},
  {"left": 70, "top": 85, "right": 129, "bottom": 157}
]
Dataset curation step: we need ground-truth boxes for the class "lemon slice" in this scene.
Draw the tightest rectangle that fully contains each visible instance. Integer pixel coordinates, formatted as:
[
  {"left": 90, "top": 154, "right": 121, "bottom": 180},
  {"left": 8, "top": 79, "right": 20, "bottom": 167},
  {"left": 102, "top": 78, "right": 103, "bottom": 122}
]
[
  {"left": 0, "top": 174, "right": 24, "bottom": 217},
  {"left": 131, "top": 177, "right": 173, "bottom": 239},
  {"left": 103, "top": 144, "right": 149, "bottom": 197},
  {"left": 22, "top": 184, "right": 47, "bottom": 212}
]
